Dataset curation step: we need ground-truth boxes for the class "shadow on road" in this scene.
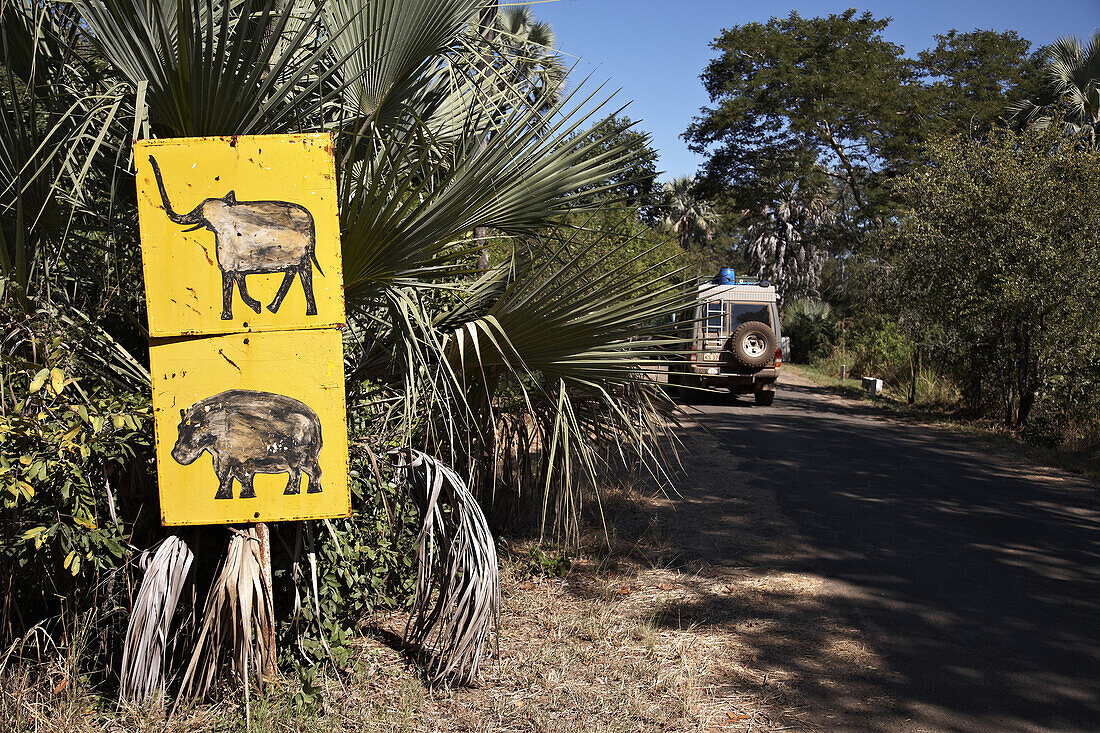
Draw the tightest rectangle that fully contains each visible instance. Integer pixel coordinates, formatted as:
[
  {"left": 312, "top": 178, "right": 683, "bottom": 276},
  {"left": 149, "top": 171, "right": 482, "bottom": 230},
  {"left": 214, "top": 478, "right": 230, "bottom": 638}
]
[{"left": 643, "top": 378, "right": 1100, "bottom": 732}]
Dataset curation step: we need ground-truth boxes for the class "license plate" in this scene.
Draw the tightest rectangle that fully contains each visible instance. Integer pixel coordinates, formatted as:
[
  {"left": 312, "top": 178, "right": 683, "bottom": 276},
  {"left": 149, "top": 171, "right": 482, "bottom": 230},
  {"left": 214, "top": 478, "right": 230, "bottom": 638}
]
[{"left": 701, "top": 352, "right": 720, "bottom": 361}]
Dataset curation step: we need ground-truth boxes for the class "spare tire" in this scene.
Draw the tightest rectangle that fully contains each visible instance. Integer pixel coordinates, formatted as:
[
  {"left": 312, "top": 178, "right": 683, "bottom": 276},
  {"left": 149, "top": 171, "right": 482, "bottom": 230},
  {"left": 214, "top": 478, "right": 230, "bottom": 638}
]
[{"left": 727, "top": 321, "right": 776, "bottom": 369}]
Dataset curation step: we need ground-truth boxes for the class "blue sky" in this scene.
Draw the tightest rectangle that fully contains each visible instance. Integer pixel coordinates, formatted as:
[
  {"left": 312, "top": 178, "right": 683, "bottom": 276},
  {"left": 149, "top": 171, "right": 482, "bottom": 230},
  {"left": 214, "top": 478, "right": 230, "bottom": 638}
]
[{"left": 534, "top": 0, "right": 1098, "bottom": 181}]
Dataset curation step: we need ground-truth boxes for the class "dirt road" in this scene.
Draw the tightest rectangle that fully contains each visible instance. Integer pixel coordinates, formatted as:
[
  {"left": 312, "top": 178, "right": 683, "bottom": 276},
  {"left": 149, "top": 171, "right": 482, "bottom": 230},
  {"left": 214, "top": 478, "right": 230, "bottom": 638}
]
[{"left": 684, "top": 371, "right": 1100, "bottom": 732}]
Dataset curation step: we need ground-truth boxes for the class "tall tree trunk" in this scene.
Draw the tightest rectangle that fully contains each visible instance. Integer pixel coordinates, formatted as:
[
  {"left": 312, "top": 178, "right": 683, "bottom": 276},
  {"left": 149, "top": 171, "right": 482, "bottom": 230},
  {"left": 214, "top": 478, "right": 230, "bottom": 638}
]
[
  {"left": 475, "top": 225, "right": 490, "bottom": 270},
  {"left": 1004, "top": 318, "right": 1037, "bottom": 428},
  {"left": 1015, "top": 320, "right": 1038, "bottom": 427},
  {"left": 908, "top": 344, "right": 919, "bottom": 405}
]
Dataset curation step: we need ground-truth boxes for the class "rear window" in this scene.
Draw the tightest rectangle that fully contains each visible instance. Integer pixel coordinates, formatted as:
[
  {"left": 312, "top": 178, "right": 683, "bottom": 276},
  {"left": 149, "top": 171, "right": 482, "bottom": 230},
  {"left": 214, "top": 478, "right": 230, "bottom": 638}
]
[
  {"left": 696, "top": 300, "right": 776, "bottom": 338},
  {"left": 730, "top": 303, "right": 771, "bottom": 328}
]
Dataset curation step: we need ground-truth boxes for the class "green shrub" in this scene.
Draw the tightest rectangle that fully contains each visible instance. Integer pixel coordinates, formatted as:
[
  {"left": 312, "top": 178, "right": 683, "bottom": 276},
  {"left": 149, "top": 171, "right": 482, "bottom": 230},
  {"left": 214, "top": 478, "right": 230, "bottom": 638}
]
[
  {"left": 273, "top": 444, "right": 419, "bottom": 666},
  {"left": 0, "top": 306, "right": 156, "bottom": 651},
  {"left": 782, "top": 299, "right": 837, "bottom": 362},
  {"left": 844, "top": 318, "right": 911, "bottom": 384},
  {"left": 520, "top": 545, "right": 572, "bottom": 578}
]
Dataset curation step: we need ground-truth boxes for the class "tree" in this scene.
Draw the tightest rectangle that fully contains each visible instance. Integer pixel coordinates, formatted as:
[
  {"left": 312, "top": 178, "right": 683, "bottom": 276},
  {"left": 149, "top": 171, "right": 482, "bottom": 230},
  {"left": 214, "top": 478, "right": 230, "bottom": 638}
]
[
  {"left": 471, "top": 3, "right": 568, "bottom": 267},
  {"left": 885, "top": 124, "right": 1100, "bottom": 428},
  {"left": 661, "top": 176, "right": 719, "bottom": 250},
  {"left": 572, "top": 114, "right": 662, "bottom": 221},
  {"left": 782, "top": 299, "right": 837, "bottom": 363},
  {"left": 917, "top": 29, "right": 1041, "bottom": 134},
  {"left": 1009, "top": 31, "right": 1100, "bottom": 143},
  {"left": 491, "top": 4, "right": 568, "bottom": 110},
  {"left": 683, "top": 10, "right": 923, "bottom": 230},
  {"left": 684, "top": 13, "right": 1041, "bottom": 256},
  {"left": 742, "top": 177, "right": 836, "bottom": 302}
]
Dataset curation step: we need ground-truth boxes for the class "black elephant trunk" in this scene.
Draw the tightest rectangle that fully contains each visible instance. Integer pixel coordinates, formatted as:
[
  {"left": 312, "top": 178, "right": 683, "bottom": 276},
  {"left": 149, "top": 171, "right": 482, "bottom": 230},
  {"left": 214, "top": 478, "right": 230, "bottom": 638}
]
[{"left": 148, "top": 155, "right": 202, "bottom": 225}]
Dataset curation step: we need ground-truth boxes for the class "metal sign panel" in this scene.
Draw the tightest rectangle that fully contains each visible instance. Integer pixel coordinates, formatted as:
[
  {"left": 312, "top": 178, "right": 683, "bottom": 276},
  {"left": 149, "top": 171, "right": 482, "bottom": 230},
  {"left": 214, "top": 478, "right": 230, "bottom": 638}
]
[
  {"left": 134, "top": 134, "right": 344, "bottom": 339},
  {"left": 150, "top": 328, "right": 350, "bottom": 526}
]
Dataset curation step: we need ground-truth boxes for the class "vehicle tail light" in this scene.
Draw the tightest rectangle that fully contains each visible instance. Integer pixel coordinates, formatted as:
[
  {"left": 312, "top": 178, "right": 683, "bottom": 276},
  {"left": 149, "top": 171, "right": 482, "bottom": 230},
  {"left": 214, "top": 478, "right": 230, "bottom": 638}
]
[{"left": 774, "top": 348, "right": 782, "bottom": 367}]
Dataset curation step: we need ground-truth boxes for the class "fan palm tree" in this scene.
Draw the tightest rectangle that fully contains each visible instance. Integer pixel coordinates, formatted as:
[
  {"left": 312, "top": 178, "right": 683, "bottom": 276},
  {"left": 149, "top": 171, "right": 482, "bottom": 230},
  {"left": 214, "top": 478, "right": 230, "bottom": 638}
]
[
  {"left": 492, "top": 5, "right": 568, "bottom": 111},
  {"left": 661, "top": 176, "right": 719, "bottom": 250},
  {"left": 470, "top": 3, "right": 569, "bottom": 267},
  {"left": 1009, "top": 30, "right": 1100, "bottom": 143},
  {"left": 0, "top": 3, "right": 127, "bottom": 309},
  {"left": 743, "top": 180, "right": 835, "bottom": 302}
]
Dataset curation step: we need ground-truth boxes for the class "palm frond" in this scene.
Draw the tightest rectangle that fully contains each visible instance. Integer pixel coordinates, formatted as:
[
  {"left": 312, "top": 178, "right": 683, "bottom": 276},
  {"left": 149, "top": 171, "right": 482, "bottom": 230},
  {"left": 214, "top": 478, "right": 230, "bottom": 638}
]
[
  {"left": 338, "top": 87, "right": 641, "bottom": 301},
  {"left": 1008, "top": 30, "right": 1100, "bottom": 134},
  {"left": 179, "top": 527, "right": 274, "bottom": 703},
  {"left": 395, "top": 449, "right": 499, "bottom": 686},
  {"left": 323, "top": 0, "right": 481, "bottom": 126},
  {"left": 454, "top": 237, "right": 692, "bottom": 387},
  {"left": 428, "top": 227, "right": 693, "bottom": 539},
  {"left": 77, "top": 0, "right": 356, "bottom": 137},
  {"left": 0, "top": 1, "right": 128, "bottom": 302},
  {"left": 119, "top": 535, "right": 194, "bottom": 705},
  {"left": 433, "top": 251, "right": 522, "bottom": 332}
]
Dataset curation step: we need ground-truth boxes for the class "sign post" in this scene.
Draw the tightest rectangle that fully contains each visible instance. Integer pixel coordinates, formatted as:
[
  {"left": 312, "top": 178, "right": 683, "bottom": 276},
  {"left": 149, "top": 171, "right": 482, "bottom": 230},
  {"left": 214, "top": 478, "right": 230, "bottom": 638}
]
[{"left": 254, "top": 521, "right": 277, "bottom": 677}]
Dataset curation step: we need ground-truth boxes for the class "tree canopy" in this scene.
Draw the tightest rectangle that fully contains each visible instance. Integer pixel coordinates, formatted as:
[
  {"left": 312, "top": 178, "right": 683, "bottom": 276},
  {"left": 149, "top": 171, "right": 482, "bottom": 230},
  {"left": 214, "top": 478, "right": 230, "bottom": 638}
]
[
  {"left": 574, "top": 114, "right": 662, "bottom": 220},
  {"left": 918, "top": 29, "right": 1041, "bottom": 134},
  {"left": 683, "top": 10, "right": 922, "bottom": 224},
  {"left": 684, "top": 10, "right": 1043, "bottom": 251}
]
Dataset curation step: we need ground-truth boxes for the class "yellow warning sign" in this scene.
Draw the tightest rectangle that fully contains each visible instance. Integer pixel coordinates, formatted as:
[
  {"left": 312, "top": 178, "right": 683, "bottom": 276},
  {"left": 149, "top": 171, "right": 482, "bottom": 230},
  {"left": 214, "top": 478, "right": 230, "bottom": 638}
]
[
  {"left": 134, "top": 134, "right": 343, "bottom": 339},
  {"left": 150, "top": 328, "right": 350, "bottom": 525}
]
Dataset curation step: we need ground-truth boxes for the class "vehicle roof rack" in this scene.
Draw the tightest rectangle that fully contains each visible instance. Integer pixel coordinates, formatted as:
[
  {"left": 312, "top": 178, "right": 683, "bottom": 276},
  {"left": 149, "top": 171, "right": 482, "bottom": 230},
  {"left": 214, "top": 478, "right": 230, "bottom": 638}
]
[{"left": 694, "top": 275, "right": 773, "bottom": 288}]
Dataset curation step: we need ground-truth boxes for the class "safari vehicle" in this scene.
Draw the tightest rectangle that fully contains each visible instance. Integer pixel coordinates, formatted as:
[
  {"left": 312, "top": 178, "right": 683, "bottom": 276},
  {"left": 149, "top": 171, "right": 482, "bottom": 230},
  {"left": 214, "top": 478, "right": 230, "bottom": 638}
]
[{"left": 670, "top": 269, "right": 783, "bottom": 406}]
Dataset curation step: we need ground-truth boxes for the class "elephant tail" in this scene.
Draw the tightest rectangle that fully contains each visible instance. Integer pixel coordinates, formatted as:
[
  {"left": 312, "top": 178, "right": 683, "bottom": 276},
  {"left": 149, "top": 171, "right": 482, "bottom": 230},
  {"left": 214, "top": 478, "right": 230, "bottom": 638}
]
[{"left": 310, "top": 248, "right": 325, "bottom": 277}]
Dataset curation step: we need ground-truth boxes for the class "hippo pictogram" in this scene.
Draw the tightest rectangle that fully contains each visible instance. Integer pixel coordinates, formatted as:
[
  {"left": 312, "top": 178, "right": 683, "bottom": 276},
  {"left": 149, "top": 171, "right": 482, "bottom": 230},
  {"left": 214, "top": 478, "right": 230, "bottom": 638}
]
[{"left": 171, "top": 389, "right": 322, "bottom": 499}]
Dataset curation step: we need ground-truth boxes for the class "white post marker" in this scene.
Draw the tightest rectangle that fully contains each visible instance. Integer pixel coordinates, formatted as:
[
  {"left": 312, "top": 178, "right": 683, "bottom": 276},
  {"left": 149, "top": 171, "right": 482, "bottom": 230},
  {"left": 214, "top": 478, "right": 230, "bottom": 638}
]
[{"left": 861, "top": 377, "right": 883, "bottom": 396}]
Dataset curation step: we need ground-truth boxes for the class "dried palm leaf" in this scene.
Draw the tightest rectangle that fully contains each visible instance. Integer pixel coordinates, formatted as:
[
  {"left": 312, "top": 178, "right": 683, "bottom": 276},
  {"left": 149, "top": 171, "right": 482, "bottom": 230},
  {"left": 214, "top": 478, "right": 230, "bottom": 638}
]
[
  {"left": 178, "top": 527, "right": 274, "bottom": 704},
  {"left": 118, "top": 535, "right": 194, "bottom": 706},
  {"left": 393, "top": 449, "right": 500, "bottom": 686}
]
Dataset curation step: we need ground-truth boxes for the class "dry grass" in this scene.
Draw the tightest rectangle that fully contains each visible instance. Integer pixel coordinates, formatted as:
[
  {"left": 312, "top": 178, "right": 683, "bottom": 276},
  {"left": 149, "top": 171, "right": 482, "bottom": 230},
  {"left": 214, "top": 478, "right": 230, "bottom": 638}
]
[
  {"left": 294, "top": 521, "right": 828, "bottom": 732},
  {"left": 2, "top": 423, "right": 877, "bottom": 732},
  {"left": 3, "top": 562, "right": 813, "bottom": 732}
]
